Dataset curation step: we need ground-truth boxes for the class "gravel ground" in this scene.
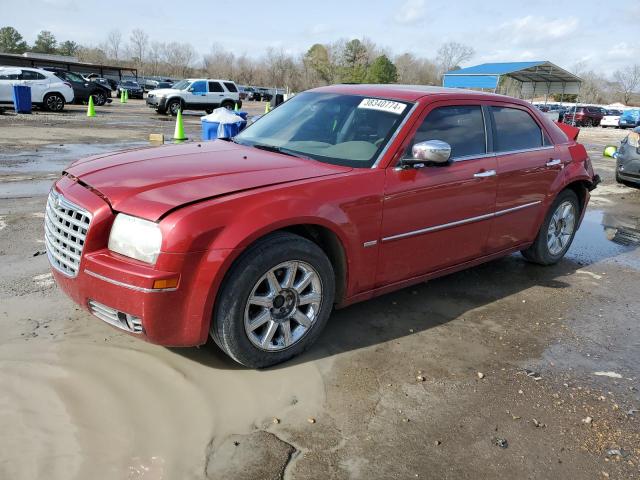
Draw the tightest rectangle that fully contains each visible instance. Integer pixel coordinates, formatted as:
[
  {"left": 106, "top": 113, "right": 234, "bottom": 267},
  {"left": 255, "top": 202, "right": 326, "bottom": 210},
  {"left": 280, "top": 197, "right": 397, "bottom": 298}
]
[{"left": 0, "top": 102, "right": 638, "bottom": 480}]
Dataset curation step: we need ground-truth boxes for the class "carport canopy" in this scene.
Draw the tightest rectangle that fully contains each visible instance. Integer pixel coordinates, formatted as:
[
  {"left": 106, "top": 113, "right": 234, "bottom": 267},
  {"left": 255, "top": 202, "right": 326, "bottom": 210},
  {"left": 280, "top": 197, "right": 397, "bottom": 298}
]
[{"left": 442, "top": 61, "right": 581, "bottom": 98}]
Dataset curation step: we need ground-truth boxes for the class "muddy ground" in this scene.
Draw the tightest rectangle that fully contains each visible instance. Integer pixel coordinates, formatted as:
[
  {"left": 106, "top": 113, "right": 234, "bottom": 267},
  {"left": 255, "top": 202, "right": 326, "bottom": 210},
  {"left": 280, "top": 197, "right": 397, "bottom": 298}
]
[{"left": 0, "top": 100, "right": 639, "bottom": 480}]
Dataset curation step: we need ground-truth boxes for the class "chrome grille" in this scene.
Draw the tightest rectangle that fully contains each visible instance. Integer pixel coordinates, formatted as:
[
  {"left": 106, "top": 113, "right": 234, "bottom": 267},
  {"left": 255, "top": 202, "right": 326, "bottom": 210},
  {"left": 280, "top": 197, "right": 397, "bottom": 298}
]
[
  {"left": 44, "top": 190, "right": 92, "bottom": 277},
  {"left": 88, "top": 300, "right": 143, "bottom": 334}
]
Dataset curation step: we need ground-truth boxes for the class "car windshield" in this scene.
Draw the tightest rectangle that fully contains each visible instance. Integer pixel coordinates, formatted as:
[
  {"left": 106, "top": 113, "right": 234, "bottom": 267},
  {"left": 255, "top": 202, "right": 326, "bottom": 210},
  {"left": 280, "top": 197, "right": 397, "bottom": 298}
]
[
  {"left": 123, "top": 81, "right": 138, "bottom": 87},
  {"left": 172, "top": 80, "right": 190, "bottom": 90},
  {"left": 235, "top": 92, "right": 412, "bottom": 168}
]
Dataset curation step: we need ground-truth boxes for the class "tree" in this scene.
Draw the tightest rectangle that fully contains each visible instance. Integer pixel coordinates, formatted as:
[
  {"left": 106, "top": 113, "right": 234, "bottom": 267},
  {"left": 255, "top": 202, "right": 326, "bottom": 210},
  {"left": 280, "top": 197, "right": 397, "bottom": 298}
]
[
  {"left": 436, "top": 41, "right": 474, "bottom": 74},
  {"left": 129, "top": 28, "right": 149, "bottom": 72},
  {"left": 106, "top": 29, "right": 122, "bottom": 60},
  {"left": 58, "top": 40, "right": 79, "bottom": 56},
  {"left": 304, "top": 43, "right": 333, "bottom": 84},
  {"left": 0, "top": 26, "right": 28, "bottom": 53},
  {"left": 340, "top": 39, "right": 369, "bottom": 83},
  {"left": 32, "top": 30, "right": 57, "bottom": 54},
  {"left": 613, "top": 65, "right": 640, "bottom": 105},
  {"left": 366, "top": 55, "right": 397, "bottom": 83}
]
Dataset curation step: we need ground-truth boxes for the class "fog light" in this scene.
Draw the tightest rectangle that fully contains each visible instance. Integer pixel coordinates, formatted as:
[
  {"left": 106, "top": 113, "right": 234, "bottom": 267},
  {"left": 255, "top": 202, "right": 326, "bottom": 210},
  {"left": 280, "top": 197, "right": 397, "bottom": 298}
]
[{"left": 153, "top": 277, "right": 179, "bottom": 289}]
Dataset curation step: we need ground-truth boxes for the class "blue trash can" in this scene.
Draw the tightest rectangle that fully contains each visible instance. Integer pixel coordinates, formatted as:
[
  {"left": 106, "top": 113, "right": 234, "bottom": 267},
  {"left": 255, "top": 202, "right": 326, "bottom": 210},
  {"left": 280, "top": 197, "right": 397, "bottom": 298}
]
[
  {"left": 201, "top": 119, "right": 247, "bottom": 140},
  {"left": 234, "top": 111, "right": 248, "bottom": 120},
  {"left": 12, "top": 85, "right": 32, "bottom": 114}
]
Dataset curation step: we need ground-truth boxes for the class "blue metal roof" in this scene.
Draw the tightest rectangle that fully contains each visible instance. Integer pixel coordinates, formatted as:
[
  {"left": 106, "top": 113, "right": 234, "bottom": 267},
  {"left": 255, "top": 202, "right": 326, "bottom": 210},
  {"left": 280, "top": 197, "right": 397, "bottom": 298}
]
[
  {"left": 443, "top": 75, "right": 500, "bottom": 89},
  {"left": 444, "top": 62, "right": 546, "bottom": 76}
]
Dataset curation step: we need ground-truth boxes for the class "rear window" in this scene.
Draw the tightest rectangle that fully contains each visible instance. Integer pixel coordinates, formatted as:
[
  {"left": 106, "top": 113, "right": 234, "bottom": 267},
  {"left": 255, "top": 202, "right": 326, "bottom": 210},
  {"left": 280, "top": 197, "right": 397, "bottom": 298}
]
[
  {"left": 223, "top": 82, "right": 238, "bottom": 92},
  {"left": 491, "top": 106, "right": 543, "bottom": 152},
  {"left": 408, "top": 105, "right": 486, "bottom": 159},
  {"left": 21, "top": 70, "right": 46, "bottom": 80},
  {"left": 208, "top": 81, "right": 223, "bottom": 92}
]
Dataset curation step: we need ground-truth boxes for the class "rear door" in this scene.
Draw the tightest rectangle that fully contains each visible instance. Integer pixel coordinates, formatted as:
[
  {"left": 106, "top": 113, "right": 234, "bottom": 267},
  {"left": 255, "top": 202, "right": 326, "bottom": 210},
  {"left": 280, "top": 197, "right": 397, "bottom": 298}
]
[
  {"left": 21, "top": 70, "right": 51, "bottom": 102},
  {"left": 487, "top": 104, "right": 565, "bottom": 252},
  {"left": 207, "top": 81, "right": 225, "bottom": 106},
  {"left": 377, "top": 102, "right": 497, "bottom": 285}
]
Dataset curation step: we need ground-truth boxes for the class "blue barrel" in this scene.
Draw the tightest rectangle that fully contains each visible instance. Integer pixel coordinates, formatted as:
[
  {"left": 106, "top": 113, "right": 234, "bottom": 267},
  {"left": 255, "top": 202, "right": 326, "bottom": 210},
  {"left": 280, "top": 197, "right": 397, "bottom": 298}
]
[
  {"left": 234, "top": 111, "right": 248, "bottom": 120},
  {"left": 201, "top": 119, "right": 247, "bottom": 140},
  {"left": 12, "top": 85, "right": 32, "bottom": 113}
]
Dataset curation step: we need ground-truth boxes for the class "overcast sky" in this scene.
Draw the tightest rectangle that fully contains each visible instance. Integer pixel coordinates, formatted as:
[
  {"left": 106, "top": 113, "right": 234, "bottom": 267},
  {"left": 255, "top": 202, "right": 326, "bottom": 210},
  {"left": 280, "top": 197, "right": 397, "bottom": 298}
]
[{"left": 2, "top": 0, "right": 638, "bottom": 75}]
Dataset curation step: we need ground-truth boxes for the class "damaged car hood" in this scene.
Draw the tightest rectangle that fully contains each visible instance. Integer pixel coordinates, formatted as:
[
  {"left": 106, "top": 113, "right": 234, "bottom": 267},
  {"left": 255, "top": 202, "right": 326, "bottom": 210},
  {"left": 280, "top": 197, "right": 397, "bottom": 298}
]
[{"left": 65, "top": 141, "right": 351, "bottom": 221}]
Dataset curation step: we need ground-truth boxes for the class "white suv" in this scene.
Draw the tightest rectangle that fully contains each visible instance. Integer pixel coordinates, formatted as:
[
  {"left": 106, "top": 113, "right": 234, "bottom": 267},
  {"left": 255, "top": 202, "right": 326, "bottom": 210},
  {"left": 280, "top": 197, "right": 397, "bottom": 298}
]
[
  {"left": 0, "top": 67, "right": 74, "bottom": 111},
  {"left": 146, "top": 78, "right": 241, "bottom": 115}
]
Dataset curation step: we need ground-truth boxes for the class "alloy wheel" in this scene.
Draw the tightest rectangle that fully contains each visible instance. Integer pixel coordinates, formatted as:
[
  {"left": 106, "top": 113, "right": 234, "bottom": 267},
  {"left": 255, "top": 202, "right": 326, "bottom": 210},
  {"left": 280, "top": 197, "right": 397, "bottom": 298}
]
[
  {"left": 547, "top": 201, "right": 576, "bottom": 255},
  {"left": 244, "top": 261, "right": 322, "bottom": 351},
  {"left": 46, "top": 95, "right": 63, "bottom": 111}
]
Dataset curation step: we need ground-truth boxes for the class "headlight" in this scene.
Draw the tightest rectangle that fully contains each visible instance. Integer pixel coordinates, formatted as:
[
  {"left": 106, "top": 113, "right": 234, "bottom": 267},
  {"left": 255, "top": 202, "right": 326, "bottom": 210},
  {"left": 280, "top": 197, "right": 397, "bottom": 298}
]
[
  {"left": 108, "top": 213, "right": 162, "bottom": 264},
  {"left": 627, "top": 131, "right": 639, "bottom": 148}
]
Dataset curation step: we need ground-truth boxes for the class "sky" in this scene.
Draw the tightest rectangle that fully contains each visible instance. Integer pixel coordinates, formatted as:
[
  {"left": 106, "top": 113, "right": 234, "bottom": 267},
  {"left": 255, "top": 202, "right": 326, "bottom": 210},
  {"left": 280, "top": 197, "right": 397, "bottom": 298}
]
[{"left": 2, "top": 0, "right": 639, "bottom": 75}]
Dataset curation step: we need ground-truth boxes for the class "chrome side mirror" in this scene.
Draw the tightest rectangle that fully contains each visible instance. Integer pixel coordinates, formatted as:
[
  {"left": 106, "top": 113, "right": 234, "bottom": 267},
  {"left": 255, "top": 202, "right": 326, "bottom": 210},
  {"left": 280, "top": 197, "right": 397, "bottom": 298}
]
[{"left": 413, "top": 140, "right": 451, "bottom": 164}]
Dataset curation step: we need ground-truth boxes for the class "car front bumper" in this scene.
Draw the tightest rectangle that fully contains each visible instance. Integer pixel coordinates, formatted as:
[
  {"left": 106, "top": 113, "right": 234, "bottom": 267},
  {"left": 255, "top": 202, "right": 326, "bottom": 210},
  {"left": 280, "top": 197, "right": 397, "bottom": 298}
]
[
  {"left": 47, "top": 177, "right": 230, "bottom": 346},
  {"left": 146, "top": 96, "right": 167, "bottom": 110}
]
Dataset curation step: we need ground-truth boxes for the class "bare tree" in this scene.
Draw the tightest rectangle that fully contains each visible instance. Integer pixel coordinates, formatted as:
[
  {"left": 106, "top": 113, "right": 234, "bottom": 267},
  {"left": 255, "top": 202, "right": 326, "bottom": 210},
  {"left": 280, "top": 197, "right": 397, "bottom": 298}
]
[
  {"left": 613, "top": 65, "right": 640, "bottom": 105},
  {"left": 203, "top": 43, "right": 236, "bottom": 80},
  {"left": 164, "top": 42, "right": 196, "bottom": 77},
  {"left": 147, "top": 41, "right": 165, "bottom": 76},
  {"left": 436, "top": 41, "right": 474, "bottom": 75},
  {"left": 105, "top": 29, "right": 122, "bottom": 60},
  {"left": 129, "top": 28, "right": 149, "bottom": 74}
]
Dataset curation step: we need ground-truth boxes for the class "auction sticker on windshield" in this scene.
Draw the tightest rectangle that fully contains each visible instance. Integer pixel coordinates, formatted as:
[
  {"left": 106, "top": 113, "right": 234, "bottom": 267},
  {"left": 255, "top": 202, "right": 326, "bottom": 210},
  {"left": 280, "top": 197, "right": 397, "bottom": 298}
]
[{"left": 358, "top": 98, "right": 406, "bottom": 115}]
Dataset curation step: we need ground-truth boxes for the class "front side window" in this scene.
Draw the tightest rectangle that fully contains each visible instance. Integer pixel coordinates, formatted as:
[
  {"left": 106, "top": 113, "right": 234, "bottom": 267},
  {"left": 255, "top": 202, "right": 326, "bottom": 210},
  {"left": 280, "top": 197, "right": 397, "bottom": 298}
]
[
  {"left": 405, "top": 105, "right": 486, "bottom": 159},
  {"left": 208, "top": 81, "right": 223, "bottom": 92},
  {"left": 491, "top": 106, "right": 543, "bottom": 152},
  {"left": 235, "top": 92, "right": 412, "bottom": 168},
  {"left": 190, "top": 80, "right": 206, "bottom": 93}
]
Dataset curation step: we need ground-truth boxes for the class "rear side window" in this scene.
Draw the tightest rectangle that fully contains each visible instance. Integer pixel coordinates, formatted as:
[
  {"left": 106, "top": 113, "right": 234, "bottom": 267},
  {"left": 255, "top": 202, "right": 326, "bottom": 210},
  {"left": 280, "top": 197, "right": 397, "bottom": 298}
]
[
  {"left": 223, "top": 82, "right": 238, "bottom": 92},
  {"left": 491, "top": 107, "right": 543, "bottom": 152},
  {"left": 20, "top": 70, "right": 46, "bottom": 80},
  {"left": 191, "top": 80, "right": 207, "bottom": 93},
  {"left": 408, "top": 105, "right": 486, "bottom": 159},
  {"left": 208, "top": 81, "right": 223, "bottom": 92}
]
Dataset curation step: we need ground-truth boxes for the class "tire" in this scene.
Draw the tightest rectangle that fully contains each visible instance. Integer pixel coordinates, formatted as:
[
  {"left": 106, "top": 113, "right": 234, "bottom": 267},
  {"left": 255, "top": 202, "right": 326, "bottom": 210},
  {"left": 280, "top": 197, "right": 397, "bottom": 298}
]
[
  {"left": 221, "top": 100, "right": 234, "bottom": 110},
  {"left": 93, "top": 91, "right": 106, "bottom": 106},
  {"left": 211, "top": 232, "right": 335, "bottom": 368},
  {"left": 166, "top": 98, "right": 182, "bottom": 116},
  {"left": 521, "top": 189, "right": 580, "bottom": 265},
  {"left": 43, "top": 93, "right": 65, "bottom": 112},
  {"left": 205, "top": 108, "right": 213, "bottom": 114}
]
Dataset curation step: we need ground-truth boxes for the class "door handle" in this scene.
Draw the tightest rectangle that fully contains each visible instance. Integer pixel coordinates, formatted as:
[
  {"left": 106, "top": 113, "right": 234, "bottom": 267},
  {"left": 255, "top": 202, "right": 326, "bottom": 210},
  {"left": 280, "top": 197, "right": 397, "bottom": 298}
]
[
  {"left": 546, "top": 159, "right": 562, "bottom": 167},
  {"left": 473, "top": 170, "right": 496, "bottom": 178}
]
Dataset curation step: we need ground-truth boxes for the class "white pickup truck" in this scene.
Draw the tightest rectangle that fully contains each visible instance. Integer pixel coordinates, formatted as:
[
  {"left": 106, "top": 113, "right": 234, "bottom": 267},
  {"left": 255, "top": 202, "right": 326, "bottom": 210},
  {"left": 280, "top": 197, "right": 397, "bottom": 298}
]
[{"left": 146, "top": 78, "right": 242, "bottom": 115}]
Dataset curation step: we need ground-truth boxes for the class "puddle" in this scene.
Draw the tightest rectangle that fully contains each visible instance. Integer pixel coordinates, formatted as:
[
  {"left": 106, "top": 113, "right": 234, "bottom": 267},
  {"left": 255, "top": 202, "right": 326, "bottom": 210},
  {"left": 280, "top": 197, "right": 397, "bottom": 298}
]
[
  {"left": 0, "top": 339, "right": 326, "bottom": 479},
  {"left": 0, "top": 142, "right": 146, "bottom": 174},
  {"left": 568, "top": 209, "right": 640, "bottom": 269},
  {"left": 0, "top": 178, "right": 55, "bottom": 198}
]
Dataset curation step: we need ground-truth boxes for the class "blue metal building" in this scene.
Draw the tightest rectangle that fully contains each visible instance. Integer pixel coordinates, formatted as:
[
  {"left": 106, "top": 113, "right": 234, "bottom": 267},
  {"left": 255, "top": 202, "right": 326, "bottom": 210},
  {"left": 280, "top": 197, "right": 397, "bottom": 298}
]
[{"left": 442, "top": 61, "right": 581, "bottom": 100}]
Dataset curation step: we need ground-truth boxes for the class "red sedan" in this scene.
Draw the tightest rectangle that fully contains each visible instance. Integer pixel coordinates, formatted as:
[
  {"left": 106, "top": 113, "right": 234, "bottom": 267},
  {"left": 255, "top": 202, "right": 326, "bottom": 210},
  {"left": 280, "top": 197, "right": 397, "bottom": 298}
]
[{"left": 45, "top": 85, "right": 600, "bottom": 367}]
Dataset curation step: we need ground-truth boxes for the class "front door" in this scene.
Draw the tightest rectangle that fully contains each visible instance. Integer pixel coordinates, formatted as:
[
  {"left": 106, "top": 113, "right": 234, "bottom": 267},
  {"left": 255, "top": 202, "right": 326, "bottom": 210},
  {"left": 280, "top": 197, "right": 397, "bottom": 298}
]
[
  {"left": 377, "top": 103, "right": 497, "bottom": 286},
  {"left": 186, "top": 80, "right": 208, "bottom": 107},
  {"left": 486, "top": 104, "right": 566, "bottom": 252}
]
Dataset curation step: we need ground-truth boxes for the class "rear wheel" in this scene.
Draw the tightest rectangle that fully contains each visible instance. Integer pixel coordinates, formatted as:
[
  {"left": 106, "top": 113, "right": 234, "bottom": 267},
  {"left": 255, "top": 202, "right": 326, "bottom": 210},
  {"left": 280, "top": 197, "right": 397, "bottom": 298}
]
[
  {"left": 521, "top": 189, "right": 580, "bottom": 265},
  {"left": 221, "top": 100, "right": 234, "bottom": 110},
  {"left": 205, "top": 108, "right": 214, "bottom": 114},
  {"left": 43, "top": 93, "right": 65, "bottom": 112},
  {"left": 211, "top": 232, "right": 335, "bottom": 368}
]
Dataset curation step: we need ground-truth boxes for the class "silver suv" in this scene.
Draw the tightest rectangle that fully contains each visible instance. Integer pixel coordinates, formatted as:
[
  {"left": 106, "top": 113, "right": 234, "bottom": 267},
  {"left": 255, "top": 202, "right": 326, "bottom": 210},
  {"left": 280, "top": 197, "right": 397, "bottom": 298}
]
[{"left": 146, "top": 78, "right": 241, "bottom": 115}]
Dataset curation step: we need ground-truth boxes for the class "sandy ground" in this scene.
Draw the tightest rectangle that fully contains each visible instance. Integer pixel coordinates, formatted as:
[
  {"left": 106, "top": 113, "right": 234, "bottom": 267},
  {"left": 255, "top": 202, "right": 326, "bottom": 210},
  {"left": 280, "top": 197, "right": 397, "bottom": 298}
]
[{"left": 0, "top": 100, "right": 639, "bottom": 479}]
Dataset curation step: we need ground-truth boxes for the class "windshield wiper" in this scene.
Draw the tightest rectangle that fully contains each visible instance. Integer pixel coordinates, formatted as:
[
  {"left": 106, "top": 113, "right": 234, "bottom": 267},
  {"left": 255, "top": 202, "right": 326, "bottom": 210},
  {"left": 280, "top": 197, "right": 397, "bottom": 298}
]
[{"left": 251, "top": 143, "right": 311, "bottom": 160}]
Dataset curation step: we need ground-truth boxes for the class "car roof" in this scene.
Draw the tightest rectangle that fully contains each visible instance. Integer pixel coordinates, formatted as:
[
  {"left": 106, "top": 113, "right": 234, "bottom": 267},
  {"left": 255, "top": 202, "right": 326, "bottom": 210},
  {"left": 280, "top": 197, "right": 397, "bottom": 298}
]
[
  {"left": 187, "top": 78, "right": 235, "bottom": 82},
  {"left": 309, "top": 84, "right": 528, "bottom": 104}
]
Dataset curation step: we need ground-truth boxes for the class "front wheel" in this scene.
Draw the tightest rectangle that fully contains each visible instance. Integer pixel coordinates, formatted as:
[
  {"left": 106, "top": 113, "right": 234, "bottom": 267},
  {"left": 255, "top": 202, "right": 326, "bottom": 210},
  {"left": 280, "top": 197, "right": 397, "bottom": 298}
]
[
  {"left": 93, "top": 91, "right": 106, "bottom": 106},
  {"left": 211, "top": 232, "right": 335, "bottom": 368},
  {"left": 521, "top": 189, "right": 580, "bottom": 265},
  {"left": 166, "top": 99, "right": 182, "bottom": 116}
]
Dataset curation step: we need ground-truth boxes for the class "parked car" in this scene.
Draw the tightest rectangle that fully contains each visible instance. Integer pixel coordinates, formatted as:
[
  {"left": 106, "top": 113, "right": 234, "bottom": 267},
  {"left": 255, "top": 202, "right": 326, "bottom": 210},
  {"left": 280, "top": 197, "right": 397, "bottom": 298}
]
[
  {"left": 0, "top": 66, "right": 74, "bottom": 111},
  {"left": 116, "top": 80, "right": 144, "bottom": 99},
  {"left": 619, "top": 108, "right": 640, "bottom": 129},
  {"left": 46, "top": 69, "right": 112, "bottom": 106},
  {"left": 605, "top": 127, "right": 640, "bottom": 188},
  {"left": 601, "top": 109, "right": 623, "bottom": 128},
  {"left": 146, "top": 78, "right": 241, "bottom": 115},
  {"left": 45, "top": 84, "right": 600, "bottom": 367},
  {"left": 238, "top": 85, "right": 257, "bottom": 101},
  {"left": 256, "top": 87, "right": 272, "bottom": 101},
  {"left": 563, "top": 106, "right": 605, "bottom": 127}
]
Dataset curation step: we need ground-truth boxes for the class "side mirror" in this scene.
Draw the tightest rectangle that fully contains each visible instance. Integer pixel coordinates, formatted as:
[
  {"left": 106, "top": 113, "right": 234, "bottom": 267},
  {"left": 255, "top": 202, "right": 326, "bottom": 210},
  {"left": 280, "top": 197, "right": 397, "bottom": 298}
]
[
  {"left": 187, "top": 87, "right": 194, "bottom": 92},
  {"left": 603, "top": 145, "right": 618, "bottom": 158},
  {"left": 401, "top": 140, "right": 451, "bottom": 168}
]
